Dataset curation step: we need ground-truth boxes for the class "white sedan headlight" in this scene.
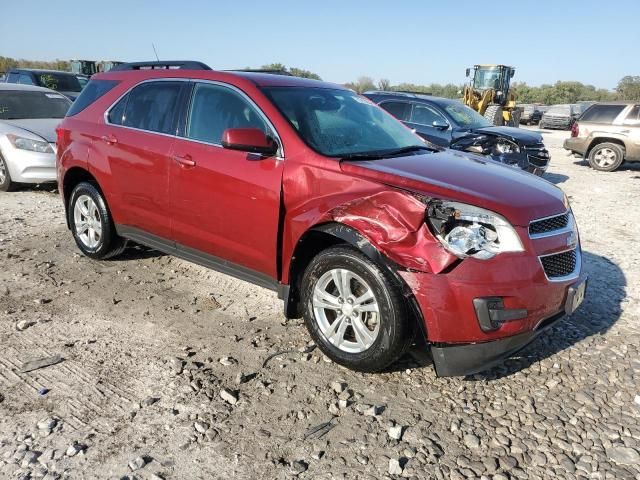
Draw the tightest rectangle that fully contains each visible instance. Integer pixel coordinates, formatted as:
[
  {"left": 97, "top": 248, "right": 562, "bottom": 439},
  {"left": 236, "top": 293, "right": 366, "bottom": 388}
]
[
  {"left": 7, "top": 134, "right": 54, "bottom": 154},
  {"left": 427, "top": 200, "right": 523, "bottom": 260}
]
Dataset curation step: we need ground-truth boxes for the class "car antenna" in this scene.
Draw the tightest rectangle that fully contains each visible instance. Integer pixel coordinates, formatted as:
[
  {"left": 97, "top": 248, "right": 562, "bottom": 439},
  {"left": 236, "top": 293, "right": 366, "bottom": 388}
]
[{"left": 152, "top": 43, "right": 160, "bottom": 61}]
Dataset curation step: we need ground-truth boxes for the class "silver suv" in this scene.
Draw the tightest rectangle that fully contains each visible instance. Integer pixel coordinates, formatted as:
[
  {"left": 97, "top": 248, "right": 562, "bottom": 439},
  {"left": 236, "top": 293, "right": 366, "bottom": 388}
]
[{"left": 564, "top": 102, "right": 640, "bottom": 171}]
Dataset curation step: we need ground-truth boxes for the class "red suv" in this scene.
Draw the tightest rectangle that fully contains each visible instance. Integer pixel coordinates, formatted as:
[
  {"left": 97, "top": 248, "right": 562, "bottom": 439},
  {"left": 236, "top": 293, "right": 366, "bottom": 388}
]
[{"left": 56, "top": 61, "right": 587, "bottom": 376}]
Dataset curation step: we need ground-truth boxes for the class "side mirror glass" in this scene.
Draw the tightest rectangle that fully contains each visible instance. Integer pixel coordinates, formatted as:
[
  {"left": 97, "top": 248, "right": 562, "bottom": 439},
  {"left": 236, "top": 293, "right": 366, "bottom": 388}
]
[
  {"left": 221, "top": 128, "right": 278, "bottom": 156},
  {"left": 432, "top": 120, "right": 449, "bottom": 130}
]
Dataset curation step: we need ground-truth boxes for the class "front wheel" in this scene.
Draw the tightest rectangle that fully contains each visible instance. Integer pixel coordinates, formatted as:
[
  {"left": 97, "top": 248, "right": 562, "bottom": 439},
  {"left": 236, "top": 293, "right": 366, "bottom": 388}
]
[
  {"left": 484, "top": 105, "right": 504, "bottom": 126},
  {"left": 0, "top": 155, "right": 16, "bottom": 192},
  {"left": 68, "top": 182, "right": 126, "bottom": 259},
  {"left": 300, "top": 246, "right": 412, "bottom": 372}
]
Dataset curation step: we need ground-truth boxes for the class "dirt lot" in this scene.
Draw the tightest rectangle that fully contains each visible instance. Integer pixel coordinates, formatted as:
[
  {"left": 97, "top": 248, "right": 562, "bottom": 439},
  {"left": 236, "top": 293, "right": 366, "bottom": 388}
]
[{"left": 1, "top": 128, "right": 639, "bottom": 480}]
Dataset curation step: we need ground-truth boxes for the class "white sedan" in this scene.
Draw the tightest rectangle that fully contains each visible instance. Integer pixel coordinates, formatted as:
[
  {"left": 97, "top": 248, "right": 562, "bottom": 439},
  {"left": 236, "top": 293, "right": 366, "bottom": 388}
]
[{"left": 0, "top": 83, "right": 72, "bottom": 191}]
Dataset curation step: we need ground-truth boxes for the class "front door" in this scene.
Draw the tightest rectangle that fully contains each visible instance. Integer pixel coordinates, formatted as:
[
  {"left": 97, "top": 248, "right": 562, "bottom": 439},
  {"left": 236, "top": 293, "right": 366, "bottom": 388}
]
[{"left": 169, "top": 81, "right": 284, "bottom": 280}]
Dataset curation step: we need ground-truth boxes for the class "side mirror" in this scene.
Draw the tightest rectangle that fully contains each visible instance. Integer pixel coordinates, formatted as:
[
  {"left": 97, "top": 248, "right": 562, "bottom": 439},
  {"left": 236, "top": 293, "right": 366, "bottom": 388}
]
[
  {"left": 432, "top": 120, "right": 449, "bottom": 130},
  {"left": 465, "top": 68, "right": 470, "bottom": 78},
  {"left": 221, "top": 128, "right": 278, "bottom": 156}
]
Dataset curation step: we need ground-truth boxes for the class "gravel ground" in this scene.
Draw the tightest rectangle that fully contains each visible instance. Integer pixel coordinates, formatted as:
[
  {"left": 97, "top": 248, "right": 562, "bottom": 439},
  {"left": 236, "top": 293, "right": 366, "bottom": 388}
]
[{"left": 0, "top": 127, "right": 639, "bottom": 480}]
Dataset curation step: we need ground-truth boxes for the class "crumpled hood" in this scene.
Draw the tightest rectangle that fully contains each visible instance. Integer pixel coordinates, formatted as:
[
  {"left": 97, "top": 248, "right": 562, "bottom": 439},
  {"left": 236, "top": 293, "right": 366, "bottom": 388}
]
[
  {"left": 341, "top": 150, "right": 566, "bottom": 226},
  {"left": 1, "top": 118, "right": 61, "bottom": 143},
  {"left": 468, "top": 125, "right": 542, "bottom": 144}
]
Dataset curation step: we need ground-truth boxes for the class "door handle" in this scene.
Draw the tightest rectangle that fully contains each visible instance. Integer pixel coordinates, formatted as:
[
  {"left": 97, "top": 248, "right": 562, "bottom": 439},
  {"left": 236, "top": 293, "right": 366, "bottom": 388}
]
[
  {"left": 173, "top": 155, "right": 196, "bottom": 168},
  {"left": 101, "top": 134, "right": 117, "bottom": 145}
]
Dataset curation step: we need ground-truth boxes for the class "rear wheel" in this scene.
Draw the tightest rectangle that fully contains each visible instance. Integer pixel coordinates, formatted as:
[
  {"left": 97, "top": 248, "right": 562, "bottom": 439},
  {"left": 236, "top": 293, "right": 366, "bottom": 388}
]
[
  {"left": 484, "top": 105, "right": 504, "bottom": 126},
  {"left": 68, "top": 182, "right": 126, "bottom": 259},
  {"left": 588, "top": 142, "right": 624, "bottom": 172},
  {"left": 300, "top": 246, "right": 412, "bottom": 372},
  {"left": 0, "top": 155, "right": 16, "bottom": 192}
]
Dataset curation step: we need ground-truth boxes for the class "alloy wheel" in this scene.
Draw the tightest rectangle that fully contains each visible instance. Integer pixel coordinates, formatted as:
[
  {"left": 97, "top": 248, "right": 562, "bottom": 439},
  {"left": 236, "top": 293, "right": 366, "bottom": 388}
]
[
  {"left": 312, "top": 268, "right": 380, "bottom": 353},
  {"left": 593, "top": 148, "right": 618, "bottom": 168},
  {"left": 73, "top": 194, "right": 103, "bottom": 249}
]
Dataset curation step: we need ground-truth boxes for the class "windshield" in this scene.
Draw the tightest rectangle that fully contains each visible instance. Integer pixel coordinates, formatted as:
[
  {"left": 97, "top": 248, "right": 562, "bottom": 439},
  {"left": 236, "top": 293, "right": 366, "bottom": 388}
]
[
  {"left": 444, "top": 102, "right": 492, "bottom": 129},
  {"left": 36, "top": 72, "right": 82, "bottom": 92},
  {"left": 547, "top": 104, "right": 571, "bottom": 115},
  {"left": 262, "top": 87, "right": 425, "bottom": 157},
  {"left": 0, "top": 90, "right": 71, "bottom": 119},
  {"left": 473, "top": 67, "right": 501, "bottom": 90}
]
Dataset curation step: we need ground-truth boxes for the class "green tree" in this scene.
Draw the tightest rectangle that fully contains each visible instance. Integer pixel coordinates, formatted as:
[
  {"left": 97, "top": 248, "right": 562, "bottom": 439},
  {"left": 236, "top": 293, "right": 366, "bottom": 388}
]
[
  {"left": 377, "top": 78, "right": 391, "bottom": 91},
  {"left": 617, "top": 76, "right": 640, "bottom": 101},
  {"left": 260, "top": 63, "right": 321, "bottom": 80},
  {"left": 344, "top": 76, "right": 376, "bottom": 93}
]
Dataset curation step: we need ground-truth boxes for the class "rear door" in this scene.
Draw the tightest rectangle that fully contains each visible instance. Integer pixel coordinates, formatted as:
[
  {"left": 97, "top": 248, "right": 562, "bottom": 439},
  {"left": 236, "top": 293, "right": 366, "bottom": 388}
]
[
  {"left": 169, "top": 81, "right": 284, "bottom": 280},
  {"left": 96, "top": 80, "right": 187, "bottom": 240},
  {"left": 622, "top": 104, "right": 640, "bottom": 160}
]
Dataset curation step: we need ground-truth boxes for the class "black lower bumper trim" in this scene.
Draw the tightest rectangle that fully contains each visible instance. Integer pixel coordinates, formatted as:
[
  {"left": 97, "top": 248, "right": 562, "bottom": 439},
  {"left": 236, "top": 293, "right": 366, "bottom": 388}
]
[{"left": 430, "top": 311, "right": 566, "bottom": 377}]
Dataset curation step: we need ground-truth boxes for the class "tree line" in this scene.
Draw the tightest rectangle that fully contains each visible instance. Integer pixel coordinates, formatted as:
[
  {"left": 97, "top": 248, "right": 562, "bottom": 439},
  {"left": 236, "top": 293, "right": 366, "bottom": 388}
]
[{"left": 3, "top": 56, "right": 639, "bottom": 103}]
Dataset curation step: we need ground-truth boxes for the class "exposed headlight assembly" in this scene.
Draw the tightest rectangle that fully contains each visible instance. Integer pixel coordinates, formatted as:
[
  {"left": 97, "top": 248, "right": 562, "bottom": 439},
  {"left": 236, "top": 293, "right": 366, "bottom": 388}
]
[
  {"left": 427, "top": 200, "right": 523, "bottom": 260},
  {"left": 7, "top": 134, "right": 53, "bottom": 153},
  {"left": 492, "top": 138, "right": 520, "bottom": 155}
]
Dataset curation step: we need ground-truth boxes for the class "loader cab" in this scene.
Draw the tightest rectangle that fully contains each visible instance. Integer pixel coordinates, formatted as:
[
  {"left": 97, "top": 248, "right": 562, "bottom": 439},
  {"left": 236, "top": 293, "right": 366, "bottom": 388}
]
[{"left": 468, "top": 65, "right": 515, "bottom": 105}]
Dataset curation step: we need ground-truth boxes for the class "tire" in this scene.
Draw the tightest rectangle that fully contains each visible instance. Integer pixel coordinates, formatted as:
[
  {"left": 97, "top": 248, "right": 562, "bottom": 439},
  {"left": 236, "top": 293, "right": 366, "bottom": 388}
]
[
  {"left": 508, "top": 109, "right": 521, "bottom": 127},
  {"left": 68, "top": 182, "right": 126, "bottom": 259},
  {"left": 588, "top": 142, "right": 625, "bottom": 172},
  {"left": 0, "top": 154, "right": 16, "bottom": 192},
  {"left": 300, "top": 245, "right": 413, "bottom": 372},
  {"left": 484, "top": 105, "right": 504, "bottom": 126}
]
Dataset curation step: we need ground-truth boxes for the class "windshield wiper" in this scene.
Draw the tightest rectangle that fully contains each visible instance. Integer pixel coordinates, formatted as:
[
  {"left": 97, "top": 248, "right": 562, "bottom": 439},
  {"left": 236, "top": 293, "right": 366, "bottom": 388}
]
[{"left": 341, "top": 145, "right": 434, "bottom": 161}]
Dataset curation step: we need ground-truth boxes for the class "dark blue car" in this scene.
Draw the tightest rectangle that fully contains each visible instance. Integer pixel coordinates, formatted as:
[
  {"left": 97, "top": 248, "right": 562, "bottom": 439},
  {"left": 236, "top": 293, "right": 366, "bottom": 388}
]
[{"left": 364, "top": 91, "right": 550, "bottom": 176}]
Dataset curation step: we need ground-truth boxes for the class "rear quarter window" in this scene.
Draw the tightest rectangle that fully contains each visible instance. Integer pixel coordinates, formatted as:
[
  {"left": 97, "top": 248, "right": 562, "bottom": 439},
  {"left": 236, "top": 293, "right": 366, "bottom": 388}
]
[
  {"left": 67, "top": 80, "right": 120, "bottom": 116},
  {"left": 579, "top": 104, "right": 626, "bottom": 123},
  {"left": 379, "top": 101, "right": 412, "bottom": 122}
]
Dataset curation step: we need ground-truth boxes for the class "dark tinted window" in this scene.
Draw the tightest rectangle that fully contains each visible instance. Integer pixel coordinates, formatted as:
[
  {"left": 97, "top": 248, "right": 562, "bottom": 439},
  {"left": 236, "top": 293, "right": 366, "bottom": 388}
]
[
  {"left": 108, "top": 96, "right": 127, "bottom": 125},
  {"left": 411, "top": 104, "right": 446, "bottom": 126},
  {"left": 0, "top": 90, "right": 71, "bottom": 119},
  {"left": 35, "top": 72, "right": 82, "bottom": 92},
  {"left": 379, "top": 101, "right": 411, "bottom": 121},
  {"left": 187, "top": 83, "right": 269, "bottom": 144},
  {"left": 18, "top": 74, "right": 35, "bottom": 85},
  {"left": 67, "top": 80, "right": 120, "bottom": 116},
  {"left": 123, "top": 82, "right": 182, "bottom": 134},
  {"left": 579, "top": 104, "right": 626, "bottom": 123},
  {"left": 624, "top": 105, "right": 640, "bottom": 124},
  {"left": 7, "top": 72, "right": 20, "bottom": 82}
]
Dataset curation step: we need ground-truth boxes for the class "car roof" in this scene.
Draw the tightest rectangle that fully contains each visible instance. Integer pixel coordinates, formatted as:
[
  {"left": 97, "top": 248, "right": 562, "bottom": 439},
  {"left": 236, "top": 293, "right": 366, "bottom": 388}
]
[
  {"left": 0, "top": 83, "right": 56, "bottom": 93},
  {"left": 364, "top": 91, "right": 463, "bottom": 108},
  {"left": 8, "top": 68, "right": 75, "bottom": 75},
  {"left": 95, "top": 68, "right": 347, "bottom": 90}
]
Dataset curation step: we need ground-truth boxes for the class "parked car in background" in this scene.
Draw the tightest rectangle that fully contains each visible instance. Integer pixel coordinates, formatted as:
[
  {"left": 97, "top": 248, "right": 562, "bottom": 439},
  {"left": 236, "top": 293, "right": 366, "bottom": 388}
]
[
  {"left": 56, "top": 61, "right": 586, "bottom": 376},
  {"left": 76, "top": 75, "right": 90, "bottom": 89},
  {"left": 518, "top": 104, "right": 544, "bottom": 125},
  {"left": 539, "top": 104, "right": 583, "bottom": 130},
  {"left": 4, "top": 68, "right": 83, "bottom": 100},
  {"left": 365, "top": 91, "right": 550, "bottom": 175},
  {"left": 0, "top": 84, "right": 71, "bottom": 191},
  {"left": 564, "top": 101, "right": 640, "bottom": 171}
]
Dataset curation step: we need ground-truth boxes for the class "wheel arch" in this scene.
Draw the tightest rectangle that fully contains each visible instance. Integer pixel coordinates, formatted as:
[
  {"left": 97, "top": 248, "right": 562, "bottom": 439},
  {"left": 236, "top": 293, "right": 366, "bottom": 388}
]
[
  {"left": 281, "top": 221, "right": 428, "bottom": 343},
  {"left": 62, "top": 167, "right": 103, "bottom": 228},
  {"left": 585, "top": 137, "right": 626, "bottom": 158}
]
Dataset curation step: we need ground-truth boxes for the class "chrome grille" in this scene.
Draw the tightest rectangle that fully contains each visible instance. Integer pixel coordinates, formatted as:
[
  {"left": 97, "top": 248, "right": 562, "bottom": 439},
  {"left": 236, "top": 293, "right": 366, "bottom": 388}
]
[
  {"left": 540, "top": 249, "right": 578, "bottom": 279},
  {"left": 525, "top": 143, "right": 550, "bottom": 168},
  {"left": 529, "top": 212, "right": 569, "bottom": 236}
]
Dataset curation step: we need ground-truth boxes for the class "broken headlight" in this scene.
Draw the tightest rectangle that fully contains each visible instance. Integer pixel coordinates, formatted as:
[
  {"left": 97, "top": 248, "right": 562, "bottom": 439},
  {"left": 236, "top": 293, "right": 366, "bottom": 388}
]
[
  {"left": 492, "top": 138, "right": 520, "bottom": 155},
  {"left": 427, "top": 201, "right": 523, "bottom": 260}
]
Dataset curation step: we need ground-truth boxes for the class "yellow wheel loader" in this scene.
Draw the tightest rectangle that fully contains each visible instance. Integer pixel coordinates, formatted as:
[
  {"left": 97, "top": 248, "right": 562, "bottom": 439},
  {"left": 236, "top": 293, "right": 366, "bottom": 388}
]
[{"left": 462, "top": 65, "right": 521, "bottom": 127}]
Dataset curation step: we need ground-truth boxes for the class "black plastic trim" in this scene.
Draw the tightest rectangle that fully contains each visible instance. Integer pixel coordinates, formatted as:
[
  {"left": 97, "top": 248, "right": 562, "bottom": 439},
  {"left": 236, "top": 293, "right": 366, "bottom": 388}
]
[
  {"left": 115, "top": 225, "right": 278, "bottom": 292},
  {"left": 111, "top": 61, "right": 212, "bottom": 71}
]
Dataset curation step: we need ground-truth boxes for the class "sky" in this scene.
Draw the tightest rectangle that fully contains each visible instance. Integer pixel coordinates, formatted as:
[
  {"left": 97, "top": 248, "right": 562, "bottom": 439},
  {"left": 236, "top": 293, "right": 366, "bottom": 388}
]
[{"left": 2, "top": 0, "right": 638, "bottom": 90}]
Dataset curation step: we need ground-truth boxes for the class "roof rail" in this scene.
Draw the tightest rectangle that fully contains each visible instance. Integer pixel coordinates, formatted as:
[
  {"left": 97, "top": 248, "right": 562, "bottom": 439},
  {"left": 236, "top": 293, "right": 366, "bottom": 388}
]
[
  {"left": 227, "top": 69, "right": 293, "bottom": 76},
  {"left": 396, "top": 90, "right": 432, "bottom": 96},
  {"left": 110, "top": 61, "right": 212, "bottom": 71}
]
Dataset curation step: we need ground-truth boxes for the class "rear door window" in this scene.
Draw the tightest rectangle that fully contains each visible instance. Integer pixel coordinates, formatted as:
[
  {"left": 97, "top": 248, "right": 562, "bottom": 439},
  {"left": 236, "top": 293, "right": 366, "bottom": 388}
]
[
  {"left": 122, "top": 81, "right": 183, "bottom": 135},
  {"left": 186, "top": 82, "right": 270, "bottom": 144},
  {"left": 579, "top": 104, "right": 626, "bottom": 123},
  {"left": 379, "top": 101, "right": 412, "bottom": 121}
]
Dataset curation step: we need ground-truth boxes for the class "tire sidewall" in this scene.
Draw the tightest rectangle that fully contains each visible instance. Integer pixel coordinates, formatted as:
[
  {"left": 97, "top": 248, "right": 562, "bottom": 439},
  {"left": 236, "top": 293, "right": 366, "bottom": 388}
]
[
  {"left": 301, "top": 247, "right": 408, "bottom": 372},
  {"left": 0, "top": 155, "right": 14, "bottom": 192},
  {"left": 68, "top": 182, "right": 116, "bottom": 258},
  {"left": 588, "top": 143, "right": 624, "bottom": 172}
]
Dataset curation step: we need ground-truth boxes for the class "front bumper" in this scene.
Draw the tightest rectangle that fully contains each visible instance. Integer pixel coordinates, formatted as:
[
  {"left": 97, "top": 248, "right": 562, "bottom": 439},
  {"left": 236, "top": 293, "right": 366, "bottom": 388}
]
[{"left": 1, "top": 143, "right": 57, "bottom": 184}]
